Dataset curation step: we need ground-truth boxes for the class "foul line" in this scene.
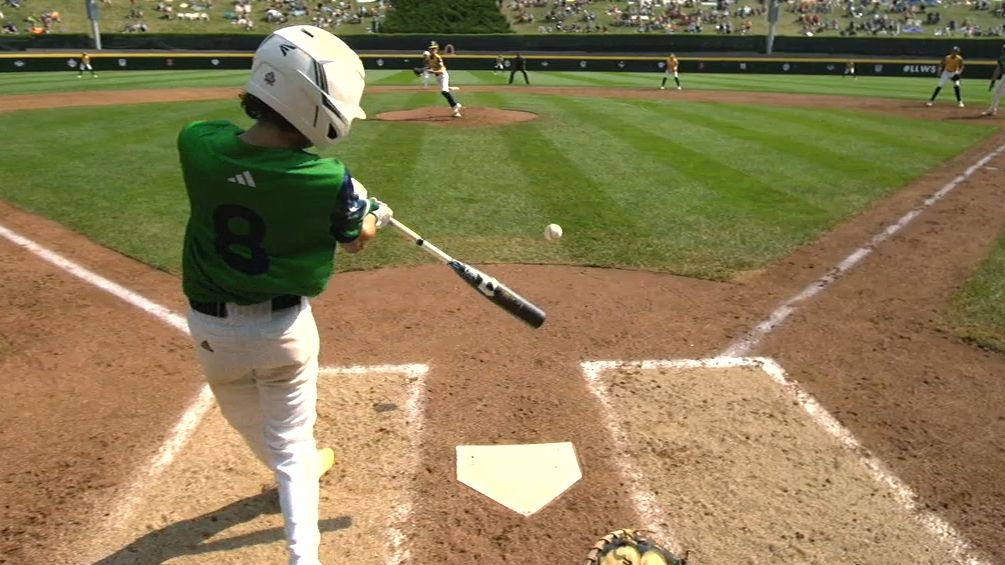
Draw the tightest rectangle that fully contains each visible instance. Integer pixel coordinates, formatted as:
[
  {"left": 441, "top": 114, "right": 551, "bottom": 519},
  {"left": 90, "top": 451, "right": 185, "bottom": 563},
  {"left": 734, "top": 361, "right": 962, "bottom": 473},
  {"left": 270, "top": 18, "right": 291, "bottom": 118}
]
[
  {"left": 0, "top": 222, "right": 426, "bottom": 563},
  {"left": 582, "top": 357, "right": 989, "bottom": 565},
  {"left": 723, "top": 142, "right": 1005, "bottom": 357}
]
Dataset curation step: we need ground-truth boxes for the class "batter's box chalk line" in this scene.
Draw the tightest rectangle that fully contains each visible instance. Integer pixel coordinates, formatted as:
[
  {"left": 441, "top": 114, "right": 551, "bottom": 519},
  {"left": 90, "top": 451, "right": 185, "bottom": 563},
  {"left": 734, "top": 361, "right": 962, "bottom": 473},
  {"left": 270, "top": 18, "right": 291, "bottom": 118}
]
[{"left": 580, "top": 356, "right": 990, "bottom": 565}]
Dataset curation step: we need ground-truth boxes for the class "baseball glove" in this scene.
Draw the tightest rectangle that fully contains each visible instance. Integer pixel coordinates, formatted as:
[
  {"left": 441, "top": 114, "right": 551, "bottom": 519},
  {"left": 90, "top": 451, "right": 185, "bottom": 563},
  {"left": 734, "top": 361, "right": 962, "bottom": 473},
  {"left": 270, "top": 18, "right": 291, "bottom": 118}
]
[
  {"left": 412, "top": 67, "right": 425, "bottom": 77},
  {"left": 951, "top": 73, "right": 961, "bottom": 81},
  {"left": 584, "top": 529, "right": 688, "bottom": 565}
]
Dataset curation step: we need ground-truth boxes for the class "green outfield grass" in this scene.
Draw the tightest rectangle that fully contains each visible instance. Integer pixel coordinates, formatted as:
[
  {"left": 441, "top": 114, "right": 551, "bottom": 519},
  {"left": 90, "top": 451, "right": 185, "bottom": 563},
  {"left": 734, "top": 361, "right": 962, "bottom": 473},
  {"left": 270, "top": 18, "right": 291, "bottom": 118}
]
[
  {"left": 0, "top": 71, "right": 1000, "bottom": 347},
  {"left": 1, "top": 69, "right": 1001, "bottom": 106},
  {"left": 949, "top": 232, "right": 1005, "bottom": 352}
]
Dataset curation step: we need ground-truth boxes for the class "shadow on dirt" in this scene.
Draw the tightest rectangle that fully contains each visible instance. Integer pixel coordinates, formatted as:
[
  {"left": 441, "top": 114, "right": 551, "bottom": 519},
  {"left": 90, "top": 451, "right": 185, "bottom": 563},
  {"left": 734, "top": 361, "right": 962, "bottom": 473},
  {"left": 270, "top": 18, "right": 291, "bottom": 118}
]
[{"left": 94, "top": 489, "right": 351, "bottom": 564}]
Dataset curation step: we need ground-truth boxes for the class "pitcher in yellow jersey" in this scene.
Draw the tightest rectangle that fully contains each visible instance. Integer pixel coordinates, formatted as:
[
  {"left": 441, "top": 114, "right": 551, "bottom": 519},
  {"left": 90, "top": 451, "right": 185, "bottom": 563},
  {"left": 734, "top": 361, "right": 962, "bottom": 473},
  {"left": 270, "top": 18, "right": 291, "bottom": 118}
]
[
  {"left": 426, "top": 41, "right": 463, "bottom": 118},
  {"left": 660, "top": 53, "right": 681, "bottom": 90},
  {"left": 926, "top": 46, "right": 965, "bottom": 108}
]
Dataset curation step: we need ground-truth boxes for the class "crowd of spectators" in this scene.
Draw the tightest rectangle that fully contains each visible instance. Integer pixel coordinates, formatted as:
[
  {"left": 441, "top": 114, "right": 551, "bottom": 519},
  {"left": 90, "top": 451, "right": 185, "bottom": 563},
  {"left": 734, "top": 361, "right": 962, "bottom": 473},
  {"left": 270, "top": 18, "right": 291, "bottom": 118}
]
[
  {"left": 251, "top": 0, "right": 385, "bottom": 32},
  {"left": 507, "top": 0, "right": 1005, "bottom": 36},
  {"left": 2, "top": 0, "right": 62, "bottom": 35},
  {"left": 508, "top": 0, "right": 764, "bottom": 34},
  {"left": 0, "top": 0, "right": 386, "bottom": 34}
]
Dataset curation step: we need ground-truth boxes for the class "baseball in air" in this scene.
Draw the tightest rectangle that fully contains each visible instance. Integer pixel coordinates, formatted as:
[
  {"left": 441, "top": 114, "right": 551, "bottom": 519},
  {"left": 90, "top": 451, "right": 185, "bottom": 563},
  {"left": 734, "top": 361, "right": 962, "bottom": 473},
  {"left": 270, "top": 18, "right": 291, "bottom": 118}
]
[{"left": 544, "top": 223, "right": 563, "bottom": 241}]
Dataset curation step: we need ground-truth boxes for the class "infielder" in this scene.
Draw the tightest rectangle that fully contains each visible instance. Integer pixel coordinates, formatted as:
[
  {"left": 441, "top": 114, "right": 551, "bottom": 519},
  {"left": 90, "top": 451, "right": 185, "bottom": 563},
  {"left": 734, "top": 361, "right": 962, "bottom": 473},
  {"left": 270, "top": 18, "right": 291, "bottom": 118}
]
[
  {"left": 77, "top": 51, "right": 96, "bottom": 78},
  {"left": 177, "top": 24, "right": 392, "bottom": 565},
  {"left": 843, "top": 60, "right": 856, "bottom": 79},
  {"left": 926, "top": 46, "right": 965, "bottom": 107},
  {"left": 425, "top": 41, "right": 463, "bottom": 117},
  {"left": 982, "top": 44, "right": 1005, "bottom": 116},
  {"left": 660, "top": 53, "right": 681, "bottom": 90},
  {"left": 493, "top": 54, "right": 505, "bottom": 75}
]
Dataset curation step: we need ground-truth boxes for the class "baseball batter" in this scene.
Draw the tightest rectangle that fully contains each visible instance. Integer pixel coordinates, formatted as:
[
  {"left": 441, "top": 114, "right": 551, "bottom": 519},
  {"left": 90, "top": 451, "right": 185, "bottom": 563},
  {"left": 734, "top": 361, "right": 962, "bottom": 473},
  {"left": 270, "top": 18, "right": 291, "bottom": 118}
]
[
  {"left": 660, "top": 53, "right": 681, "bottom": 90},
  {"left": 926, "top": 46, "right": 965, "bottom": 107},
  {"left": 177, "top": 25, "right": 392, "bottom": 565},
  {"left": 77, "top": 51, "right": 96, "bottom": 78},
  {"left": 982, "top": 44, "right": 1005, "bottom": 116},
  {"left": 426, "top": 41, "right": 463, "bottom": 117}
]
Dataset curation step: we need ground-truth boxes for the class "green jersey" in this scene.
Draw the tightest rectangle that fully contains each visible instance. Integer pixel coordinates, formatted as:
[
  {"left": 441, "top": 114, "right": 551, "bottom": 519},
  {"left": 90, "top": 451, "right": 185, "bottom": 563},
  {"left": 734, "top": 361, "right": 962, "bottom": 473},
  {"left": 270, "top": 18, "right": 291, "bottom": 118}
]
[{"left": 178, "top": 120, "right": 367, "bottom": 304}]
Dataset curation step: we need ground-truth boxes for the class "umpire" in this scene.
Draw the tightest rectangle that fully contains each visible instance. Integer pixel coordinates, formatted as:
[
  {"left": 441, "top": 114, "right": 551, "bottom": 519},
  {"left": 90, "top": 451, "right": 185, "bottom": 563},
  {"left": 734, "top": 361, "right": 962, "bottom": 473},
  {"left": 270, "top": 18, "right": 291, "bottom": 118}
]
[{"left": 509, "top": 52, "right": 530, "bottom": 85}]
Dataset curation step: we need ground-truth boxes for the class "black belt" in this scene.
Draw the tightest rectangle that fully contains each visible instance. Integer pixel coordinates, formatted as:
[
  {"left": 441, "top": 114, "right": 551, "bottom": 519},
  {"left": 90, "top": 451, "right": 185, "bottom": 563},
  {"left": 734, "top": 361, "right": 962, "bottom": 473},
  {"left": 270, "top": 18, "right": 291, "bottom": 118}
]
[{"left": 189, "top": 294, "right": 301, "bottom": 318}]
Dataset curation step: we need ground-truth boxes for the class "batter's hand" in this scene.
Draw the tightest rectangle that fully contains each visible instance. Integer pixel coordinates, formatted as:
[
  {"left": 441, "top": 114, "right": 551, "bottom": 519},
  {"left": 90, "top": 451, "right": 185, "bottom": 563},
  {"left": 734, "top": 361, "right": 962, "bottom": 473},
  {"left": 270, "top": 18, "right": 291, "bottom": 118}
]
[{"left": 366, "top": 197, "right": 394, "bottom": 229}]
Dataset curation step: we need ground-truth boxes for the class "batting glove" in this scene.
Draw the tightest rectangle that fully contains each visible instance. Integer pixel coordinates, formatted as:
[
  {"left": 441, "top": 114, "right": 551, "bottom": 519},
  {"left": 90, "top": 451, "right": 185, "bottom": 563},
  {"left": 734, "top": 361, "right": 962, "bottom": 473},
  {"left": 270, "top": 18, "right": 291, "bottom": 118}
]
[{"left": 366, "top": 197, "right": 394, "bottom": 230}]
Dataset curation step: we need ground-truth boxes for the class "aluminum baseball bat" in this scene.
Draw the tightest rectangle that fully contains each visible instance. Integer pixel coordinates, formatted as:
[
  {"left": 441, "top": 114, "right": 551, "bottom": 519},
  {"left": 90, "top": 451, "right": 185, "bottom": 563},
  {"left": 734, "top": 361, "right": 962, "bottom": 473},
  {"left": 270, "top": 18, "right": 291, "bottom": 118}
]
[{"left": 387, "top": 218, "right": 547, "bottom": 329}]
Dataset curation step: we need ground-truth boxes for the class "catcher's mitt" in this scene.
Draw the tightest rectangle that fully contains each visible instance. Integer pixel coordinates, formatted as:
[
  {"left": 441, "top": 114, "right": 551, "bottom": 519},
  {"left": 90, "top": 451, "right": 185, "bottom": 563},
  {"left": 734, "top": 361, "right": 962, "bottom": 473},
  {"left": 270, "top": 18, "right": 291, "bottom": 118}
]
[
  {"left": 412, "top": 67, "right": 425, "bottom": 77},
  {"left": 584, "top": 529, "right": 688, "bottom": 565}
]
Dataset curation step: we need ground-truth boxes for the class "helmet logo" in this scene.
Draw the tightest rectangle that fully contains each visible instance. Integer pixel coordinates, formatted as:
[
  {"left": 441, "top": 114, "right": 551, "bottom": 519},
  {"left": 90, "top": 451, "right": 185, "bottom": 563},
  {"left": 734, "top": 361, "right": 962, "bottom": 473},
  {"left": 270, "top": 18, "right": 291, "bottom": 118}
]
[
  {"left": 264, "top": 71, "right": 276, "bottom": 85},
  {"left": 279, "top": 43, "right": 298, "bottom": 57}
]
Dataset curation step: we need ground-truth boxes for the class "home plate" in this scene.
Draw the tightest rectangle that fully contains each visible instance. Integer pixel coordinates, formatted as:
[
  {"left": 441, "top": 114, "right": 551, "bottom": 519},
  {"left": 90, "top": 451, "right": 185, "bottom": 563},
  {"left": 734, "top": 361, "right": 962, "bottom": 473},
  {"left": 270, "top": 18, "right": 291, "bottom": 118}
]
[{"left": 456, "top": 442, "right": 582, "bottom": 516}]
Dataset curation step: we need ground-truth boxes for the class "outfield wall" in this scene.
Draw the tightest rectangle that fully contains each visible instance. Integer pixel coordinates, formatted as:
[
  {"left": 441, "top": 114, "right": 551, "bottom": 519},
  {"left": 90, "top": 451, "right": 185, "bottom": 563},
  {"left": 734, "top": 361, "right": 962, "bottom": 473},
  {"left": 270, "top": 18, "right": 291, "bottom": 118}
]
[
  {"left": 0, "top": 51, "right": 995, "bottom": 76},
  {"left": 1, "top": 33, "right": 1004, "bottom": 58}
]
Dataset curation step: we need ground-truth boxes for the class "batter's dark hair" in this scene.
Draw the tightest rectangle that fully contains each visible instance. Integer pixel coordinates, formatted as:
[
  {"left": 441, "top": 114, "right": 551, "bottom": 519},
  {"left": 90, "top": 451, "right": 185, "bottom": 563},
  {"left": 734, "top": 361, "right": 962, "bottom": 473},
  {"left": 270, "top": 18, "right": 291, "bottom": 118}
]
[{"left": 239, "top": 92, "right": 298, "bottom": 132}]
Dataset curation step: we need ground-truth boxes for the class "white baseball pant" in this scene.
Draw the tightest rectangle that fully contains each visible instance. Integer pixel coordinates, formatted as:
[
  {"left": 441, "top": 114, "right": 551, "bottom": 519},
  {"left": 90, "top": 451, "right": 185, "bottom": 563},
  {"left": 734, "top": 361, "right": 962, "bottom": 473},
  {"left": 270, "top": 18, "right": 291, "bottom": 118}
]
[
  {"left": 187, "top": 298, "right": 323, "bottom": 565},
  {"left": 937, "top": 70, "right": 961, "bottom": 87},
  {"left": 989, "top": 77, "right": 1005, "bottom": 113},
  {"left": 435, "top": 70, "right": 451, "bottom": 92}
]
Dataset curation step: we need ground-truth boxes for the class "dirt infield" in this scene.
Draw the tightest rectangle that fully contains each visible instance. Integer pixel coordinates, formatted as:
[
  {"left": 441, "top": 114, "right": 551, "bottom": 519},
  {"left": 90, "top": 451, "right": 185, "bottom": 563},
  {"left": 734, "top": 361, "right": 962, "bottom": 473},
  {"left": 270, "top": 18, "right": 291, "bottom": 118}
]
[
  {"left": 375, "top": 106, "right": 537, "bottom": 126},
  {"left": 1, "top": 86, "right": 1004, "bottom": 564}
]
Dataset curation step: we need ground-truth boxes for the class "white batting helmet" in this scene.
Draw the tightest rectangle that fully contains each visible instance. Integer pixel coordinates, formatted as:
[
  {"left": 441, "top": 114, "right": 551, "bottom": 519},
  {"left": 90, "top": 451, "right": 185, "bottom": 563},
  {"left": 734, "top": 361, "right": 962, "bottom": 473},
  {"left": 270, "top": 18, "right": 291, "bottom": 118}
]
[{"left": 244, "top": 25, "right": 366, "bottom": 148}]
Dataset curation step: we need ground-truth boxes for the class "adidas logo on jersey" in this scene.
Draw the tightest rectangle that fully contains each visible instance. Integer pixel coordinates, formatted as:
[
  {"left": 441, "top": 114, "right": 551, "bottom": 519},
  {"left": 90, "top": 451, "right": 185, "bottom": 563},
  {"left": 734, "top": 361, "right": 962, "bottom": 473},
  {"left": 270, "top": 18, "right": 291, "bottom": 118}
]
[{"left": 227, "top": 171, "right": 256, "bottom": 187}]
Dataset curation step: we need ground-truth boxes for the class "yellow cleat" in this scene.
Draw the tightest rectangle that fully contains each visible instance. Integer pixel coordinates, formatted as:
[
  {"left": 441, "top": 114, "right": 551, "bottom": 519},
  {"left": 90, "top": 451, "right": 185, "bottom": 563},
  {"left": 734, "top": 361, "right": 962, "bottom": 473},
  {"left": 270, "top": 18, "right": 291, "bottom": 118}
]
[{"left": 317, "top": 447, "right": 335, "bottom": 477}]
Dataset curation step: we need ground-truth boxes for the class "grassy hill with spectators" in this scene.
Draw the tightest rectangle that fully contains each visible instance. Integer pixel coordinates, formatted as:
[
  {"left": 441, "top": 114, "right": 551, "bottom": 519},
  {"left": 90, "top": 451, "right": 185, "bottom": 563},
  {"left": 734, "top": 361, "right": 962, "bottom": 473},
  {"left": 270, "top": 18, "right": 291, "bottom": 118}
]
[
  {"left": 4, "top": 0, "right": 1005, "bottom": 37},
  {"left": 381, "top": 0, "right": 511, "bottom": 33},
  {"left": 502, "top": 0, "right": 1005, "bottom": 38}
]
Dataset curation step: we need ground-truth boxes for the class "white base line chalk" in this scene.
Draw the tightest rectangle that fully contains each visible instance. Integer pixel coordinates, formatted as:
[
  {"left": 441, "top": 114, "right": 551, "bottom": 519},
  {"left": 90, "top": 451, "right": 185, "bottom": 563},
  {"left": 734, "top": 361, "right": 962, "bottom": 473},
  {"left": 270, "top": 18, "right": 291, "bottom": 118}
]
[
  {"left": 321, "top": 364, "right": 429, "bottom": 565},
  {"left": 723, "top": 143, "right": 1005, "bottom": 357},
  {"left": 581, "top": 357, "right": 989, "bottom": 565},
  {"left": 0, "top": 222, "right": 427, "bottom": 565}
]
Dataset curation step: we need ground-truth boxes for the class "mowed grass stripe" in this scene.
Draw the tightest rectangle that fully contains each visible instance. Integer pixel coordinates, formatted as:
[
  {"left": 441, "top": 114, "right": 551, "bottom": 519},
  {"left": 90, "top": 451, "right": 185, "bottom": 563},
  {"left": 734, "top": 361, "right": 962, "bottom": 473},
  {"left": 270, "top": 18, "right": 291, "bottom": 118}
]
[
  {"left": 512, "top": 94, "right": 767, "bottom": 274},
  {"left": 654, "top": 103, "right": 949, "bottom": 214},
  {"left": 557, "top": 96, "right": 821, "bottom": 221},
  {"left": 637, "top": 100, "right": 990, "bottom": 218},
  {"left": 0, "top": 102, "right": 223, "bottom": 270},
  {"left": 660, "top": 102, "right": 899, "bottom": 178},
  {"left": 328, "top": 92, "right": 443, "bottom": 270},
  {"left": 632, "top": 101, "right": 895, "bottom": 212},
  {"left": 728, "top": 103, "right": 993, "bottom": 155},
  {"left": 0, "top": 70, "right": 247, "bottom": 93},
  {"left": 355, "top": 91, "right": 569, "bottom": 265},
  {"left": 550, "top": 96, "right": 825, "bottom": 274},
  {"left": 482, "top": 92, "right": 646, "bottom": 266}
]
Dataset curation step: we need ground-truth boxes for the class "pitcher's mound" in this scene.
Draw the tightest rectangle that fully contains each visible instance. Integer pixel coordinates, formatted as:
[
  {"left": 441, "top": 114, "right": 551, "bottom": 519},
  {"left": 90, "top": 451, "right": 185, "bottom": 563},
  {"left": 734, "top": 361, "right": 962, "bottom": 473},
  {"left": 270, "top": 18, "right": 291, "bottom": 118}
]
[{"left": 375, "top": 107, "right": 537, "bottom": 126}]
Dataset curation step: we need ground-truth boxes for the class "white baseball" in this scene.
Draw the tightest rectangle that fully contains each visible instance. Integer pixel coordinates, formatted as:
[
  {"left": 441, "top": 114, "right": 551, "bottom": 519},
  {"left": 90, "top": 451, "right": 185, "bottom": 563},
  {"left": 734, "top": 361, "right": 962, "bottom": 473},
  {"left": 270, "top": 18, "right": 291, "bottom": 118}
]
[{"left": 544, "top": 223, "right": 563, "bottom": 241}]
